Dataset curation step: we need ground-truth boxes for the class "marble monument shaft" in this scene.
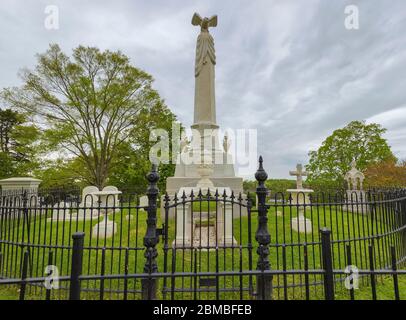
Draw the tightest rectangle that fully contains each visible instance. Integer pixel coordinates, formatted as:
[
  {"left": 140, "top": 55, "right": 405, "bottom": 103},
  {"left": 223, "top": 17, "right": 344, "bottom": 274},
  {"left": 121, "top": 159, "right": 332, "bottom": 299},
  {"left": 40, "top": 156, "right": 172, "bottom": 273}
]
[
  {"left": 192, "top": 13, "right": 218, "bottom": 129},
  {"left": 163, "top": 13, "right": 244, "bottom": 219}
]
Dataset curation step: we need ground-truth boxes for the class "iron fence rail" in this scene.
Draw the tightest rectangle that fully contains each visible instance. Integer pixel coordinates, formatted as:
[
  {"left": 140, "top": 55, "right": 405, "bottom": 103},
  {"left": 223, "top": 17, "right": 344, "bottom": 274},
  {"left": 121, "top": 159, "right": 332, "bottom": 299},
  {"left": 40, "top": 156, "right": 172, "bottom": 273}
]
[
  {"left": 1, "top": 241, "right": 405, "bottom": 300},
  {"left": 0, "top": 157, "right": 405, "bottom": 300}
]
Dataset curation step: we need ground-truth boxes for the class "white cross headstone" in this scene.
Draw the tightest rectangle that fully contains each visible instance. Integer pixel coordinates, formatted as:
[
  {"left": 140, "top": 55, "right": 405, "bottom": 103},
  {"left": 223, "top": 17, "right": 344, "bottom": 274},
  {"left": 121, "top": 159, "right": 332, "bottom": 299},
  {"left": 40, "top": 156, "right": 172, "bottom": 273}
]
[
  {"left": 287, "top": 163, "right": 313, "bottom": 234},
  {"left": 289, "top": 164, "right": 308, "bottom": 190}
]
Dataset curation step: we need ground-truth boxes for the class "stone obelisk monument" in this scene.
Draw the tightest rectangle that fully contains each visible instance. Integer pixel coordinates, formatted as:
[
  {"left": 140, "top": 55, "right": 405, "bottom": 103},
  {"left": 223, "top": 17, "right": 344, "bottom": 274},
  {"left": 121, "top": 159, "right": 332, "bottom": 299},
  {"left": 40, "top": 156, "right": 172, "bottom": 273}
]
[
  {"left": 163, "top": 13, "right": 244, "bottom": 218},
  {"left": 191, "top": 13, "right": 218, "bottom": 132}
]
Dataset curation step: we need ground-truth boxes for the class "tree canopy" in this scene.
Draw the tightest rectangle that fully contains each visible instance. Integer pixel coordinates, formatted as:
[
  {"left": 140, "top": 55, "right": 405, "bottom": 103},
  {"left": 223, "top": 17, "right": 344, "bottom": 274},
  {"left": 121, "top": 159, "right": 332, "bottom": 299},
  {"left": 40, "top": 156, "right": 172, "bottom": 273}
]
[
  {"left": 306, "top": 120, "right": 395, "bottom": 187},
  {"left": 364, "top": 159, "right": 406, "bottom": 188},
  {"left": 0, "top": 108, "right": 40, "bottom": 178},
  {"left": 2, "top": 44, "right": 177, "bottom": 188}
]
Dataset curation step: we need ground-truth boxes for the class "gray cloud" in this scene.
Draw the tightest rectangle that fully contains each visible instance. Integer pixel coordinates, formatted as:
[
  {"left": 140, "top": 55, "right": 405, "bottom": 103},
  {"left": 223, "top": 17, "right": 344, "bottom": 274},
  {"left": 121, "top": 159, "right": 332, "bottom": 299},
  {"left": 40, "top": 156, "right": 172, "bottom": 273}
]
[{"left": 1, "top": 0, "right": 405, "bottom": 179}]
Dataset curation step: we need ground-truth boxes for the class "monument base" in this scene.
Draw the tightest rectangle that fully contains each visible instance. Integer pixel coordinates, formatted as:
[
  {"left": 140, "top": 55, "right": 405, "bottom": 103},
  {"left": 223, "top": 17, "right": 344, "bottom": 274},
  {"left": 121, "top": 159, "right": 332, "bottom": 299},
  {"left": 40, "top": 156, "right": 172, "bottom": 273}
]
[
  {"left": 172, "top": 235, "right": 238, "bottom": 250},
  {"left": 346, "top": 190, "right": 370, "bottom": 214},
  {"left": 291, "top": 216, "right": 312, "bottom": 234},
  {"left": 92, "top": 217, "right": 117, "bottom": 238},
  {"left": 170, "top": 186, "right": 239, "bottom": 249},
  {"left": 287, "top": 188, "right": 314, "bottom": 234},
  {"left": 286, "top": 189, "right": 314, "bottom": 205},
  {"left": 166, "top": 177, "right": 244, "bottom": 194},
  {"left": 162, "top": 176, "right": 246, "bottom": 220}
]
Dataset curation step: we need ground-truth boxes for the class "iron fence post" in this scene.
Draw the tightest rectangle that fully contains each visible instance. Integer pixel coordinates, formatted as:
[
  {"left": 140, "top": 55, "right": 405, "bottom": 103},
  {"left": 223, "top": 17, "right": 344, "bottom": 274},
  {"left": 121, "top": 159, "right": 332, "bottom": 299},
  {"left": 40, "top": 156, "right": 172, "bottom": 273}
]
[
  {"left": 142, "top": 163, "right": 160, "bottom": 300},
  {"left": 45, "top": 250, "right": 53, "bottom": 300},
  {"left": 402, "top": 197, "right": 406, "bottom": 259},
  {"left": 254, "top": 156, "right": 272, "bottom": 300},
  {"left": 69, "top": 232, "right": 85, "bottom": 300},
  {"left": 21, "top": 191, "right": 32, "bottom": 276},
  {"left": 320, "top": 228, "right": 334, "bottom": 300},
  {"left": 19, "top": 250, "right": 29, "bottom": 300}
]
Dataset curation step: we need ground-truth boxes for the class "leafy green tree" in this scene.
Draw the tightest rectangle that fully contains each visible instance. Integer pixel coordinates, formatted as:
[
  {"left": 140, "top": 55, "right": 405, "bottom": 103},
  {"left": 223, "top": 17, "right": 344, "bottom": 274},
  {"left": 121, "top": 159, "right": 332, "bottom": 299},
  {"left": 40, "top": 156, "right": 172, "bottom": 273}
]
[
  {"left": 107, "top": 143, "right": 150, "bottom": 194},
  {"left": 242, "top": 180, "right": 256, "bottom": 194},
  {"left": 306, "top": 120, "right": 395, "bottom": 187},
  {"left": 265, "top": 179, "right": 297, "bottom": 195},
  {"left": 2, "top": 44, "right": 175, "bottom": 188},
  {"left": 108, "top": 101, "right": 179, "bottom": 194},
  {"left": 0, "top": 152, "right": 14, "bottom": 178},
  {"left": 0, "top": 109, "right": 19, "bottom": 154},
  {"left": 0, "top": 108, "right": 40, "bottom": 178},
  {"left": 35, "top": 158, "right": 88, "bottom": 190}
]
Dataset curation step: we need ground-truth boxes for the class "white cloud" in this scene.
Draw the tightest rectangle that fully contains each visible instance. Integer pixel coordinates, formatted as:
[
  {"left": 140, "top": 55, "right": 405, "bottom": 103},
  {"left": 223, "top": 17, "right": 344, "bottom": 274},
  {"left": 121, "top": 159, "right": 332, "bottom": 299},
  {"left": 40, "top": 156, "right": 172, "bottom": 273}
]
[{"left": 1, "top": 0, "right": 406, "bottom": 179}]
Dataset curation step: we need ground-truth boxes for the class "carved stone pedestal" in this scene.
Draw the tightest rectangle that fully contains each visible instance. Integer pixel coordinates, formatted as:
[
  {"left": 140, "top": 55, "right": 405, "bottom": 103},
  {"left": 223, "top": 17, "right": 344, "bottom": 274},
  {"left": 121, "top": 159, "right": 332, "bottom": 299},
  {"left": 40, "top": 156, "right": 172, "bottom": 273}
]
[
  {"left": 172, "top": 187, "right": 237, "bottom": 248},
  {"left": 287, "top": 189, "right": 314, "bottom": 234}
]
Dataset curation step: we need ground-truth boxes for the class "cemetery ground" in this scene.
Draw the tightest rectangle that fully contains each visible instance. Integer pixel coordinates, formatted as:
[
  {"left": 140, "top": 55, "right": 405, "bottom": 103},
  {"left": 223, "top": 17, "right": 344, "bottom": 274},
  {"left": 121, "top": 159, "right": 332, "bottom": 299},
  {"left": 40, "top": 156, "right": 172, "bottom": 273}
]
[{"left": 0, "top": 203, "right": 404, "bottom": 300}]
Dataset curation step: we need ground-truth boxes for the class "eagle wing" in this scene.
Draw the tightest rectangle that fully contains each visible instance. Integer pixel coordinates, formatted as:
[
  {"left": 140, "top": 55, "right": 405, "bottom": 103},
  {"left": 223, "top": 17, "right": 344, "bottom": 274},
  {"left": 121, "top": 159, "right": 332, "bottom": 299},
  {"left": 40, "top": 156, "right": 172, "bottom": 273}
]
[
  {"left": 208, "top": 15, "right": 218, "bottom": 27},
  {"left": 192, "top": 13, "right": 202, "bottom": 26}
]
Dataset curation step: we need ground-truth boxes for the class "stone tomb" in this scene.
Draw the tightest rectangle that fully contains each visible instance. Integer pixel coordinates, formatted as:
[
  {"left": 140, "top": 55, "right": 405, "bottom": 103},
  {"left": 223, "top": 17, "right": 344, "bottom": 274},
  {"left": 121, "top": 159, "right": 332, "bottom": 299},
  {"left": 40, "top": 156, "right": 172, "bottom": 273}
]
[
  {"left": 344, "top": 160, "right": 369, "bottom": 214},
  {"left": 0, "top": 177, "right": 42, "bottom": 198},
  {"left": 126, "top": 195, "right": 148, "bottom": 220},
  {"left": 287, "top": 164, "right": 313, "bottom": 234}
]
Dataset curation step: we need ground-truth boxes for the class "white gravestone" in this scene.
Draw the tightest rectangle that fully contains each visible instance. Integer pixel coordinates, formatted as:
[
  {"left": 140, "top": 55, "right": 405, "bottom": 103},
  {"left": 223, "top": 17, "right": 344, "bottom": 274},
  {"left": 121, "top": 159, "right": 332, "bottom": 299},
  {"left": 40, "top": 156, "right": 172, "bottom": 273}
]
[
  {"left": 127, "top": 195, "right": 148, "bottom": 220},
  {"left": 49, "top": 186, "right": 121, "bottom": 223},
  {"left": 93, "top": 186, "right": 121, "bottom": 211},
  {"left": 77, "top": 186, "right": 100, "bottom": 217},
  {"left": 86, "top": 186, "right": 121, "bottom": 238},
  {"left": 287, "top": 164, "right": 313, "bottom": 234},
  {"left": 139, "top": 195, "right": 148, "bottom": 207},
  {"left": 78, "top": 186, "right": 121, "bottom": 217},
  {"left": 92, "top": 215, "right": 117, "bottom": 239},
  {"left": 49, "top": 201, "right": 72, "bottom": 221}
]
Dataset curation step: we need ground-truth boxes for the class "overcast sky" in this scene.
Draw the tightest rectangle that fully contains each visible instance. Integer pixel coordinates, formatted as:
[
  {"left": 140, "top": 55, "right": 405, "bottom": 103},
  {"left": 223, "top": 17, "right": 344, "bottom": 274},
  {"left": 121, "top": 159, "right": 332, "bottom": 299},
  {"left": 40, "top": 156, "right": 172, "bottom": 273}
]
[{"left": 1, "top": 0, "right": 406, "bottom": 179}]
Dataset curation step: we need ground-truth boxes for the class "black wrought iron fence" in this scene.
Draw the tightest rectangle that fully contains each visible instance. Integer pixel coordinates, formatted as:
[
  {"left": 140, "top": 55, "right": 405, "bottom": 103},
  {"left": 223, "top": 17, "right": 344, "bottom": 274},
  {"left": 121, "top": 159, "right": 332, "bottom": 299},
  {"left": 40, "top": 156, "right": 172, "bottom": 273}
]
[{"left": 0, "top": 157, "right": 405, "bottom": 300}]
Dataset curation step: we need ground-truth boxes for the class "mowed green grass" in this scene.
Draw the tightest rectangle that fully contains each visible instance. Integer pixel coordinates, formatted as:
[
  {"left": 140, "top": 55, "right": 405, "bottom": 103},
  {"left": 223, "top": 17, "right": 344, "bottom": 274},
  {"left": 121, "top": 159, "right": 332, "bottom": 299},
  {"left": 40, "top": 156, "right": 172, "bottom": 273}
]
[{"left": 0, "top": 201, "right": 404, "bottom": 300}]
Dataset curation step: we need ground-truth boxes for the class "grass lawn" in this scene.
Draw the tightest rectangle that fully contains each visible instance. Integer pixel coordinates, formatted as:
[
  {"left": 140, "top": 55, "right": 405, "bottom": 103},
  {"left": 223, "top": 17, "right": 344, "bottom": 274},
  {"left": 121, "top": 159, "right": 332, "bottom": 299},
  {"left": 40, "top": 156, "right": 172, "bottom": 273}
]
[
  {"left": 334, "top": 275, "right": 406, "bottom": 300},
  {"left": 0, "top": 200, "right": 404, "bottom": 300}
]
